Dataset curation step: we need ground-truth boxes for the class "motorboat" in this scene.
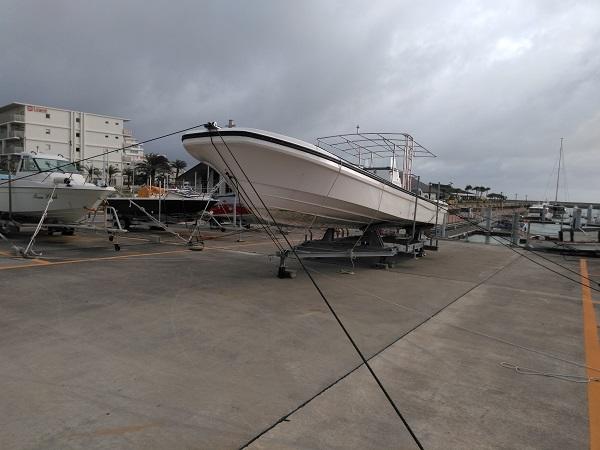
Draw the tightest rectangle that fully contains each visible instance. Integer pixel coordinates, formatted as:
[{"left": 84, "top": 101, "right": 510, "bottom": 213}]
[
  {"left": 106, "top": 185, "right": 217, "bottom": 226},
  {"left": 525, "top": 204, "right": 553, "bottom": 222},
  {"left": 0, "top": 152, "right": 114, "bottom": 223},
  {"left": 525, "top": 203, "right": 565, "bottom": 222},
  {"left": 182, "top": 125, "right": 445, "bottom": 230}
]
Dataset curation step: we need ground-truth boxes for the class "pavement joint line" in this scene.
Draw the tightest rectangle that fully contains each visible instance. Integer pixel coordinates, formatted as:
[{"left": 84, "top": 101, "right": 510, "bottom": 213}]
[
  {"left": 580, "top": 258, "right": 600, "bottom": 449},
  {"left": 241, "top": 254, "right": 521, "bottom": 448},
  {"left": 206, "top": 247, "right": 264, "bottom": 257},
  {"left": 0, "top": 249, "right": 191, "bottom": 271},
  {"left": 207, "top": 241, "right": 269, "bottom": 250}
]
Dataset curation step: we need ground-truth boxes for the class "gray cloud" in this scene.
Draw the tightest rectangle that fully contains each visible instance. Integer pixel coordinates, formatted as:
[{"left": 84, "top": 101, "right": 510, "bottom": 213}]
[{"left": 1, "top": 0, "right": 599, "bottom": 201}]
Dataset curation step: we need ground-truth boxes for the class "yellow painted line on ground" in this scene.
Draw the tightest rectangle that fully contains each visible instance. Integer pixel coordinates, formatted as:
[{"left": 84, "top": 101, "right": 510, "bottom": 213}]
[
  {"left": 0, "top": 249, "right": 191, "bottom": 271},
  {"left": 30, "top": 258, "right": 51, "bottom": 265},
  {"left": 207, "top": 241, "right": 268, "bottom": 250},
  {"left": 580, "top": 258, "right": 600, "bottom": 450}
]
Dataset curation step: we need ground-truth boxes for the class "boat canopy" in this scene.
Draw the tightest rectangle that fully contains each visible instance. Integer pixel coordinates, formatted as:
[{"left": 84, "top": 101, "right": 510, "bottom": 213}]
[{"left": 316, "top": 132, "right": 436, "bottom": 191}]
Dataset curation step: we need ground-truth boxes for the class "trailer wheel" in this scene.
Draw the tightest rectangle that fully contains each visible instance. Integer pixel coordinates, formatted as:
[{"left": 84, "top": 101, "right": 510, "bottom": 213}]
[{"left": 114, "top": 244, "right": 121, "bottom": 251}]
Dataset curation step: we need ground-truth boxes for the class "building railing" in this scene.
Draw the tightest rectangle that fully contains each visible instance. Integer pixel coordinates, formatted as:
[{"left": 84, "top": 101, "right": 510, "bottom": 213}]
[
  {"left": 5, "top": 145, "right": 24, "bottom": 153},
  {"left": 0, "top": 113, "right": 25, "bottom": 124},
  {"left": 7, "top": 129, "right": 24, "bottom": 139},
  {"left": 123, "top": 128, "right": 133, "bottom": 136}
]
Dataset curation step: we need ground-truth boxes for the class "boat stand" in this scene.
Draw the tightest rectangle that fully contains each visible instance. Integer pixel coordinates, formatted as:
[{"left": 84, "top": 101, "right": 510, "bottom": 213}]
[
  {"left": 0, "top": 203, "right": 128, "bottom": 257},
  {"left": 276, "top": 225, "right": 431, "bottom": 278}
]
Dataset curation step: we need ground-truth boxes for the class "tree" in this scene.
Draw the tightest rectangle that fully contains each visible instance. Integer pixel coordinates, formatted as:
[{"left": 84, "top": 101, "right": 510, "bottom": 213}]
[
  {"left": 465, "top": 184, "right": 473, "bottom": 193},
  {"left": 84, "top": 164, "right": 100, "bottom": 182},
  {"left": 473, "top": 186, "right": 485, "bottom": 199},
  {"left": 487, "top": 193, "right": 506, "bottom": 200},
  {"left": 107, "top": 165, "right": 121, "bottom": 186},
  {"left": 137, "top": 153, "right": 170, "bottom": 185},
  {"left": 171, "top": 159, "right": 188, "bottom": 181},
  {"left": 122, "top": 167, "right": 133, "bottom": 188}
]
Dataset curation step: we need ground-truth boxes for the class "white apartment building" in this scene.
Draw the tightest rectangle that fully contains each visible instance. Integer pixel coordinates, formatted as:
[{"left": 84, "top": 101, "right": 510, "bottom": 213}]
[{"left": 0, "top": 102, "right": 144, "bottom": 185}]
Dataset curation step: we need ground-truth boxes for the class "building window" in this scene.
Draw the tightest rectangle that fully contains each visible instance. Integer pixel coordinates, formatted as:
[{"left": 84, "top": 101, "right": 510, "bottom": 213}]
[
  {"left": 115, "top": 136, "right": 119, "bottom": 139},
  {"left": 105, "top": 135, "right": 109, "bottom": 138},
  {"left": 46, "top": 113, "right": 51, "bottom": 119},
  {"left": 46, "top": 144, "right": 51, "bottom": 151},
  {"left": 105, "top": 121, "right": 109, "bottom": 124},
  {"left": 76, "top": 147, "right": 80, "bottom": 152},
  {"left": 75, "top": 117, "right": 80, "bottom": 123},
  {"left": 45, "top": 128, "right": 51, "bottom": 134},
  {"left": 76, "top": 132, "right": 80, "bottom": 137},
  {"left": 115, "top": 122, "right": 118, "bottom": 125}
]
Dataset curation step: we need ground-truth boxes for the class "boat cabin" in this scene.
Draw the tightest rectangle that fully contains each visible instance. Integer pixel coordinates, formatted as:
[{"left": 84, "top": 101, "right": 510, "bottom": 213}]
[{"left": 0, "top": 153, "right": 80, "bottom": 176}]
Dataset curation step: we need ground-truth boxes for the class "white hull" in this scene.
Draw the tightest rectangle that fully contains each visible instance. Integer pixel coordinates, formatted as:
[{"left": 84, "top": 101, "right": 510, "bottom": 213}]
[
  {"left": 0, "top": 184, "right": 112, "bottom": 223},
  {"left": 182, "top": 129, "right": 443, "bottom": 229}
]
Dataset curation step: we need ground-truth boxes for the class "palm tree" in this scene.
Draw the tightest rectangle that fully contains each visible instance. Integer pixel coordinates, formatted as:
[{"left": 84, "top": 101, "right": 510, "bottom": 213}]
[
  {"left": 171, "top": 159, "right": 187, "bottom": 182},
  {"left": 122, "top": 167, "right": 133, "bottom": 188},
  {"left": 473, "top": 186, "right": 484, "bottom": 199},
  {"left": 84, "top": 164, "right": 100, "bottom": 182},
  {"left": 137, "top": 153, "right": 170, "bottom": 185},
  {"left": 107, "top": 165, "right": 121, "bottom": 186},
  {"left": 465, "top": 184, "right": 473, "bottom": 193}
]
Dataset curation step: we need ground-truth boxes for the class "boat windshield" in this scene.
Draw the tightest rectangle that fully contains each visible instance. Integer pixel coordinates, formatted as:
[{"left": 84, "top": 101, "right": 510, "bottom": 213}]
[{"left": 34, "top": 158, "right": 79, "bottom": 173}]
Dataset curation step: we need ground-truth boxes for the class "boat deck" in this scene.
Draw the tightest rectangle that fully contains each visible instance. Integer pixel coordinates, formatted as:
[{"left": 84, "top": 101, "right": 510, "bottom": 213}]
[{"left": 0, "top": 228, "right": 597, "bottom": 449}]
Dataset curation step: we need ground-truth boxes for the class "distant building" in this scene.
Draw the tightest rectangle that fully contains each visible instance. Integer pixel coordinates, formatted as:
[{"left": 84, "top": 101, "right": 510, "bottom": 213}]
[
  {"left": 0, "top": 102, "right": 144, "bottom": 185},
  {"left": 177, "top": 162, "right": 231, "bottom": 194}
]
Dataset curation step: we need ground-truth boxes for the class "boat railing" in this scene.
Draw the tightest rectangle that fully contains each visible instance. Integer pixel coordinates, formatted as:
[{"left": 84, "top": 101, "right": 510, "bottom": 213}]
[{"left": 316, "top": 132, "right": 436, "bottom": 191}]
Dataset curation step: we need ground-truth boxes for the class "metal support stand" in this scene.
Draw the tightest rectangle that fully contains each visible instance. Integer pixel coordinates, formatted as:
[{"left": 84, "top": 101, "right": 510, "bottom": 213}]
[
  {"left": 20, "top": 186, "right": 57, "bottom": 257},
  {"left": 511, "top": 212, "right": 519, "bottom": 245},
  {"left": 276, "top": 225, "right": 428, "bottom": 277}
]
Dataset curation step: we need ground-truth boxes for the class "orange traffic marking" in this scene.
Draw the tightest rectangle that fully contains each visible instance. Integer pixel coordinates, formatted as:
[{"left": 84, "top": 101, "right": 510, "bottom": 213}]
[
  {"left": 581, "top": 258, "right": 600, "bottom": 450},
  {"left": 0, "top": 249, "right": 190, "bottom": 271}
]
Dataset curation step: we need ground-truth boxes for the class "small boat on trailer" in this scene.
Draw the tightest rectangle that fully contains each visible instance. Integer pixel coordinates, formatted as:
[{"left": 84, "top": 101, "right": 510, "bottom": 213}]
[
  {"left": 182, "top": 124, "right": 446, "bottom": 276},
  {"left": 106, "top": 186, "right": 217, "bottom": 228}
]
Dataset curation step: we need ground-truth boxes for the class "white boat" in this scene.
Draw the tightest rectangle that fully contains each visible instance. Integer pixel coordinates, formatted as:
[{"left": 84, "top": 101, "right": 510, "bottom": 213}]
[
  {"left": 182, "top": 126, "right": 444, "bottom": 229},
  {"left": 525, "top": 203, "right": 553, "bottom": 221},
  {"left": 525, "top": 202, "right": 567, "bottom": 222},
  {"left": 0, "top": 152, "right": 115, "bottom": 223}
]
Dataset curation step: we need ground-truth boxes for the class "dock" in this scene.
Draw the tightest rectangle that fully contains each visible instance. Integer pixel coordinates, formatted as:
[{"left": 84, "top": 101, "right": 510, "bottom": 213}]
[{"left": 0, "top": 228, "right": 598, "bottom": 449}]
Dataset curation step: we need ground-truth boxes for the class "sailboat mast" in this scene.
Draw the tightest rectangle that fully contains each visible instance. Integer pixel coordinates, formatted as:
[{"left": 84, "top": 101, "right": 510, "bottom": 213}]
[{"left": 554, "top": 138, "right": 563, "bottom": 203}]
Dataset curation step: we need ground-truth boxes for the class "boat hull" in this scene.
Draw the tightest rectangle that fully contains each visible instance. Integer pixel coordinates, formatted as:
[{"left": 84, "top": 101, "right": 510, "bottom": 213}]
[
  {"left": 106, "top": 197, "right": 217, "bottom": 221},
  {"left": 0, "top": 184, "right": 113, "bottom": 223},
  {"left": 182, "top": 129, "right": 443, "bottom": 229}
]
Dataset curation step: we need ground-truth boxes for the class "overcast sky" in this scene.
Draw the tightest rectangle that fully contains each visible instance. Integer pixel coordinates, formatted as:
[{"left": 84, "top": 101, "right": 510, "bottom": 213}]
[{"left": 1, "top": 0, "right": 598, "bottom": 201}]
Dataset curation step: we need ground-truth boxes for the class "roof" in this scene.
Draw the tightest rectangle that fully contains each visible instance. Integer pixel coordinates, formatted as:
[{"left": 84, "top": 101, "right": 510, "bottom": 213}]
[{"left": 0, "top": 102, "right": 129, "bottom": 121}]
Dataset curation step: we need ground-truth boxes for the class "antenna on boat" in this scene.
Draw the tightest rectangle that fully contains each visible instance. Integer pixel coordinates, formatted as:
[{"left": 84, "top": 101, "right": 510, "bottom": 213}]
[{"left": 554, "top": 137, "right": 563, "bottom": 203}]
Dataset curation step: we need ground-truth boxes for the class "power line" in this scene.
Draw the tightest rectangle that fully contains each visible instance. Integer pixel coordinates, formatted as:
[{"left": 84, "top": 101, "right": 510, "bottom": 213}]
[
  {"left": 206, "top": 130, "right": 424, "bottom": 450},
  {"left": 448, "top": 208, "right": 600, "bottom": 293},
  {"left": 0, "top": 123, "right": 205, "bottom": 187}
]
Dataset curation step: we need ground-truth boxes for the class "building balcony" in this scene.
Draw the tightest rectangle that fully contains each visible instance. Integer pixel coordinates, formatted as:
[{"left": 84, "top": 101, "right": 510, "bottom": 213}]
[
  {"left": 5, "top": 145, "right": 24, "bottom": 153},
  {"left": 2, "top": 130, "right": 25, "bottom": 139},
  {"left": 123, "top": 128, "right": 133, "bottom": 137},
  {"left": 0, "top": 113, "right": 25, "bottom": 125}
]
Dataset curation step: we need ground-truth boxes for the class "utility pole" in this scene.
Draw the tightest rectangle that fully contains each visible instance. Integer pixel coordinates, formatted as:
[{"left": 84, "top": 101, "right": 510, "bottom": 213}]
[{"left": 554, "top": 138, "right": 563, "bottom": 203}]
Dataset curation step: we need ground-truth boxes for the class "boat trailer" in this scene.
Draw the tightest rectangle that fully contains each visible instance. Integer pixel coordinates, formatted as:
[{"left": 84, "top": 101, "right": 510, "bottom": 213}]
[
  {"left": 0, "top": 203, "right": 127, "bottom": 257},
  {"left": 276, "top": 225, "right": 438, "bottom": 278}
]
